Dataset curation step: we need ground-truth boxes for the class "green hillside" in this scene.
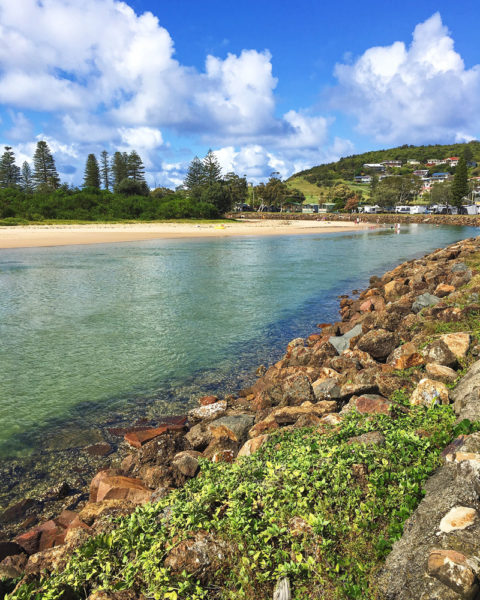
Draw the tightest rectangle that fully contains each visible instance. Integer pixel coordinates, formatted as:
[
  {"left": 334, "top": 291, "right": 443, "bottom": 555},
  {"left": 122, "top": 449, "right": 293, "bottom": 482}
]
[{"left": 288, "top": 141, "right": 480, "bottom": 194}]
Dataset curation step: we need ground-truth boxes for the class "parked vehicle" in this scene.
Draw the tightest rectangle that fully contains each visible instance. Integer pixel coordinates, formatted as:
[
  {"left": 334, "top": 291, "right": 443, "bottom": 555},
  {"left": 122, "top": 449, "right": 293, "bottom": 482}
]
[
  {"left": 429, "top": 204, "right": 457, "bottom": 215},
  {"left": 395, "top": 206, "right": 410, "bottom": 214},
  {"left": 363, "top": 205, "right": 380, "bottom": 214},
  {"left": 409, "top": 205, "right": 427, "bottom": 214},
  {"left": 459, "top": 205, "right": 479, "bottom": 215}
]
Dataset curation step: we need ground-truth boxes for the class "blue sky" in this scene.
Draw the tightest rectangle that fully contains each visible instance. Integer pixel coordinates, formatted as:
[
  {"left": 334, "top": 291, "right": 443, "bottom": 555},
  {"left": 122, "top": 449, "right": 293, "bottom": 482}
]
[{"left": 1, "top": 1, "right": 479, "bottom": 187}]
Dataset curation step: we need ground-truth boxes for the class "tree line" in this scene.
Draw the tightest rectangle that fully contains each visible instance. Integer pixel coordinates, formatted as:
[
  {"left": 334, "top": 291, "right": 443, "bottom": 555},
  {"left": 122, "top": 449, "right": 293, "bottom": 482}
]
[{"left": 0, "top": 145, "right": 248, "bottom": 222}]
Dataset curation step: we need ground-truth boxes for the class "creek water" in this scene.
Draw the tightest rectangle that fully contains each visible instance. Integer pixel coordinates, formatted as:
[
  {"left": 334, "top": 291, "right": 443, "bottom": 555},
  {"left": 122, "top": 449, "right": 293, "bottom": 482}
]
[{"left": 0, "top": 224, "right": 477, "bottom": 464}]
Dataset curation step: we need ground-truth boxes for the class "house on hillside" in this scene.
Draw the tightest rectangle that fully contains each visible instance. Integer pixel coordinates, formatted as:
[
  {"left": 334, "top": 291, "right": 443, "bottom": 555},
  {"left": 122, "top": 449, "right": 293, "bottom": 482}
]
[
  {"left": 426, "top": 159, "right": 444, "bottom": 166},
  {"left": 445, "top": 157, "right": 459, "bottom": 167},
  {"left": 431, "top": 172, "right": 452, "bottom": 183},
  {"left": 363, "top": 163, "right": 385, "bottom": 172},
  {"left": 468, "top": 161, "right": 478, "bottom": 168},
  {"left": 381, "top": 160, "right": 402, "bottom": 168},
  {"left": 413, "top": 170, "right": 429, "bottom": 178},
  {"left": 354, "top": 175, "right": 372, "bottom": 184}
]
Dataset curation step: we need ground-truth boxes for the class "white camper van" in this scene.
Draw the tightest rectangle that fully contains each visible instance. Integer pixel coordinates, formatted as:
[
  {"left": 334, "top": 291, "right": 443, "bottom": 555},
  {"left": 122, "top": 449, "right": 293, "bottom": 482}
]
[{"left": 409, "top": 206, "right": 427, "bottom": 214}]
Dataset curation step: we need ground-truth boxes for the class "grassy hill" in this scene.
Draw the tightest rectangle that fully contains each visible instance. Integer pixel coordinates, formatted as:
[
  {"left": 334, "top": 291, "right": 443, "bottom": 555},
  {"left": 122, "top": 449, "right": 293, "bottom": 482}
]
[{"left": 287, "top": 141, "right": 480, "bottom": 202}]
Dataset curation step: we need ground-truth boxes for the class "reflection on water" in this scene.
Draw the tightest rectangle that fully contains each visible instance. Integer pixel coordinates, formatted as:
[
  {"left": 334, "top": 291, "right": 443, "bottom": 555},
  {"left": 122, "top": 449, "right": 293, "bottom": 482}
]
[{"left": 0, "top": 225, "right": 477, "bottom": 460}]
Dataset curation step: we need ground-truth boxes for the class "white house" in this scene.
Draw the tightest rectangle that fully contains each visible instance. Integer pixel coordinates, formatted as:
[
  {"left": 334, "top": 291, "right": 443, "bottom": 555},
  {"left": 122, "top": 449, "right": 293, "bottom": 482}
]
[
  {"left": 363, "top": 163, "right": 385, "bottom": 172},
  {"left": 381, "top": 160, "right": 402, "bottom": 168}
]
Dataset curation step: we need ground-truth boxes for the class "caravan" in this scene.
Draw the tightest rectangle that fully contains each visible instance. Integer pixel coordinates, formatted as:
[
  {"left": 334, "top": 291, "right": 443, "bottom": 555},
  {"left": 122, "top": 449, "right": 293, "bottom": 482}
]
[{"left": 409, "top": 206, "right": 427, "bottom": 215}]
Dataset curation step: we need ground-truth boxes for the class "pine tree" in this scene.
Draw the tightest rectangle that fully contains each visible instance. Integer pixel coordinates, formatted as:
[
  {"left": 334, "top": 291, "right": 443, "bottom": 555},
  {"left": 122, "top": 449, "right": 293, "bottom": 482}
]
[
  {"left": 83, "top": 153, "right": 101, "bottom": 189},
  {"left": 0, "top": 146, "right": 21, "bottom": 188},
  {"left": 184, "top": 156, "right": 205, "bottom": 190},
  {"left": 127, "top": 150, "right": 146, "bottom": 182},
  {"left": 100, "top": 150, "right": 111, "bottom": 190},
  {"left": 203, "top": 149, "right": 222, "bottom": 186},
  {"left": 111, "top": 151, "right": 128, "bottom": 188},
  {"left": 451, "top": 156, "right": 469, "bottom": 207},
  {"left": 32, "top": 141, "right": 60, "bottom": 190},
  {"left": 20, "top": 161, "right": 33, "bottom": 193}
]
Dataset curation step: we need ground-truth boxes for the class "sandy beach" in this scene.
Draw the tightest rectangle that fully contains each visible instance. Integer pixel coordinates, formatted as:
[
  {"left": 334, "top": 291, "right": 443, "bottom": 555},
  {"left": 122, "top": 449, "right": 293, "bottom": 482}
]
[{"left": 0, "top": 219, "right": 372, "bottom": 249}]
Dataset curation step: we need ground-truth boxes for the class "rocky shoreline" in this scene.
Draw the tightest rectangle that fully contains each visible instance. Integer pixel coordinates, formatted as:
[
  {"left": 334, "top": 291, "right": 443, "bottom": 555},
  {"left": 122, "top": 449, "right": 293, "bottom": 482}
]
[
  {"left": 3, "top": 235, "right": 480, "bottom": 598},
  {"left": 228, "top": 211, "right": 480, "bottom": 228}
]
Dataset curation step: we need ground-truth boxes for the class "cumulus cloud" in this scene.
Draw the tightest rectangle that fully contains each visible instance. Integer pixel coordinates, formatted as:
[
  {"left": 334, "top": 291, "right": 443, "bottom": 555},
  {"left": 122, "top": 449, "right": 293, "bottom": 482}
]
[
  {"left": 0, "top": 0, "right": 348, "bottom": 185},
  {"left": 333, "top": 13, "right": 480, "bottom": 144}
]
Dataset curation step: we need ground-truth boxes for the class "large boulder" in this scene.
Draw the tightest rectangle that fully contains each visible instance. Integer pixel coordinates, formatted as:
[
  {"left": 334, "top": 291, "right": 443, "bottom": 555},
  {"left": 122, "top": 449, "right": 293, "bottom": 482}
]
[
  {"left": 188, "top": 401, "right": 227, "bottom": 423},
  {"left": 329, "top": 324, "right": 363, "bottom": 355},
  {"left": 237, "top": 435, "right": 269, "bottom": 458},
  {"left": 412, "top": 293, "right": 441, "bottom": 314},
  {"left": 440, "top": 333, "right": 470, "bottom": 361},
  {"left": 387, "top": 342, "right": 424, "bottom": 370},
  {"left": 426, "top": 363, "right": 458, "bottom": 384},
  {"left": 356, "top": 329, "right": 399, "bottom": 361},
  {"left": 208, "top": 415, "right": 255, "bottom": 444},
  {"left": 172, "top": 451, "right": 202, "bottom": 478},
  {"left": 90, "top": 472, "right": 151, "bottom": 504},
  {"left": 410, "top": 378, "right": 449, "bottom": 407},
  {"left": 427, "top": 549, "right": 479, "bottom": 599},
  {"left": 452, "top": 360, "right": 480, "bottom": 421}
]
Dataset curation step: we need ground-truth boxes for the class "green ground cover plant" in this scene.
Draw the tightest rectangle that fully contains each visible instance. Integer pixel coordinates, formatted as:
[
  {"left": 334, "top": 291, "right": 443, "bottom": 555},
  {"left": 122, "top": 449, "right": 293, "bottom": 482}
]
[{"left": 8, "top": 399, "right": 476, "bottom": 600}]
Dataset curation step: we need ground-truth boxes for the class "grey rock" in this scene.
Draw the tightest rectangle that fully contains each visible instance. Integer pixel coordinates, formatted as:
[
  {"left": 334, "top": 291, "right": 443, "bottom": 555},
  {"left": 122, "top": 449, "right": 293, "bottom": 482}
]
[
  {"left": 425, "top": 340, "right": 457, "bottom": 368},
  {"left": 451, "top": 262, "right": 469, "bottom": 272},
  {"left": 172, "top": 451, "right": 201, "bottom": 478},
  {"left": 451, "top": 359, "right": 480, "bottom": 422},
  {"left": 329, "top": 324, "right": 363, "bottom": 355},
  {"left": 312, "top": 378, "right": 341, "bottom": 401},
  {"left": 209, "top": 415, "right": 255, "bottom": 444},
  {"left": 412, "top": 293, "right": 441, "bottom": 314},
  {"left": 376, "top": 362, "right": 480, "bottom": 599}
]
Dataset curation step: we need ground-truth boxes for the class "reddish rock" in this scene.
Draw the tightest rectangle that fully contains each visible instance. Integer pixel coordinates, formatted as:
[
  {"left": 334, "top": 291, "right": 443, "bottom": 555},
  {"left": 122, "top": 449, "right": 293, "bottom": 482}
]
[
  {"left": 387, "top": 342, "right": 424, "bottom": 370},
  {"left": 124, "top": 418, "right": 187, "bottom": 449},
  {"left": 198, "top": 395, "right": 218, "bottom": 406},
  {"left": 89, "top": 469, "right": 124, "bottom": 502},
  {"left": 343, "top": 394, "right": 391, "bottom": 415},
  {"left": 356, "top": 329, "right": 399, "bottom": 361},
  {"left": 434, "top": 282, "right": 456, "bottom": 297},
  {"left": 95, "top": 476, "right": 151, "bottom": 504},
  {"left": 85, "top": 442, "right": 113, "bottom": 457}
]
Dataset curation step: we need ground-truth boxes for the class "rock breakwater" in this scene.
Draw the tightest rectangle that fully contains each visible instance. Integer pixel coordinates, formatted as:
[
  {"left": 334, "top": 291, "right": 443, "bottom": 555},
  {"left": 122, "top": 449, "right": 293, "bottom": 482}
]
[
  {"left": 228, "top": 211, "right": 480, "bottom": 228},
  {"left": 3, "top": 236, "right": 480, "bottom": 598}
]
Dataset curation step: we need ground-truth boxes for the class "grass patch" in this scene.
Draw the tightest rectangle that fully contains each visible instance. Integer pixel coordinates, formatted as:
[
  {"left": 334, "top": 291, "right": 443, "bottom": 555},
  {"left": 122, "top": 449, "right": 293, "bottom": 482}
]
[{"left": 9, "top": 404, "right": 476, "bottom": 600}]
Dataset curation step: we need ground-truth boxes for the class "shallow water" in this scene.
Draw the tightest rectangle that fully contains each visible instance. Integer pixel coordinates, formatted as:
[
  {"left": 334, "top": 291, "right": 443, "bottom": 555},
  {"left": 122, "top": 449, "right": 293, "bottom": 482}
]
[{"left": 0, "top": 224, "right": 477, "bottom": 460}]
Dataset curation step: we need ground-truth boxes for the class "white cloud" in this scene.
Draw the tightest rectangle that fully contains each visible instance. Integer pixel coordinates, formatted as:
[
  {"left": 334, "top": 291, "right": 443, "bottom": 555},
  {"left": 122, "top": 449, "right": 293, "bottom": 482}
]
[
  {"left": 333, "top": 13, "right": 480, "bottom": 144},
  {"left": 0, "top": 0, "right": 349, "bottom": 186},
  {"left": 5, "top": 110, "right": 32, "bottom": 141}
]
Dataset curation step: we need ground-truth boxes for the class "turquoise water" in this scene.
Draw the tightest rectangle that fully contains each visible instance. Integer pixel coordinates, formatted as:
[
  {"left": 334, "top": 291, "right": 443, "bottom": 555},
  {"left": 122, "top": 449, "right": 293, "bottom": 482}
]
[{"left": 0, "top": 224, "right": 477, "bottom": 458}]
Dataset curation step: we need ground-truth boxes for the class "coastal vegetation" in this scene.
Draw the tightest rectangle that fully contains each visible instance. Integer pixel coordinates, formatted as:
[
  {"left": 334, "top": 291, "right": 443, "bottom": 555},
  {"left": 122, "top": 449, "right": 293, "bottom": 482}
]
[
  {"left": 0, "top": 145, "right": 246, "bottom": 222},
  {"left": 5, "top": 402, "right": 470, "bottom": 600},
  {"left": 1, "top": 140, "right": 479, "bottom": 221}
]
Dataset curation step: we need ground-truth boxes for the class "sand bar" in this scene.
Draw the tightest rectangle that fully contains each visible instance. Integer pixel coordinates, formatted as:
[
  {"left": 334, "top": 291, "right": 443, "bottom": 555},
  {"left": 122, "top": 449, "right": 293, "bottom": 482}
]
[{"left": 0, "top": 219, "right": 373, "bottom": 249}]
